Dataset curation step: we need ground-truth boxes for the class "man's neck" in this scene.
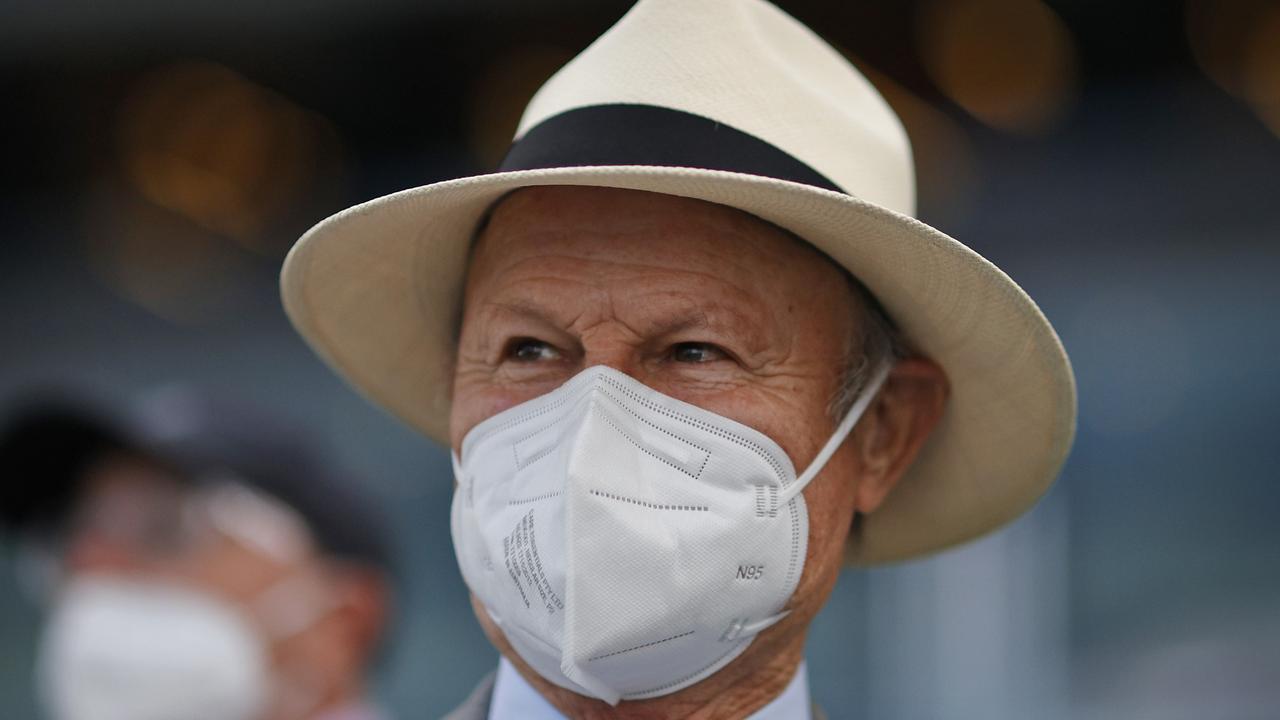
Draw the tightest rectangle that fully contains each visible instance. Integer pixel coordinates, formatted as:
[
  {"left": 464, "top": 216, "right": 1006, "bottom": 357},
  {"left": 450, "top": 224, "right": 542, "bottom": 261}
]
[
  {"left": 268, "top": 676, "right": 367, "bottom": 720},
  {"left": 510, "top": 632, "right": 806, "bottom": 719}
]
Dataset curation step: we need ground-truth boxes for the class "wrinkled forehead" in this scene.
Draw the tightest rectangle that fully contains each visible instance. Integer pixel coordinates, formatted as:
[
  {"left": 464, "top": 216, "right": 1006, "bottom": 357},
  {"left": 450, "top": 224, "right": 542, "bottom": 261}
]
[
  {"left": 461, "top": 186, "right": 859, "bottom": 322},
  {"left": 472, "top": 185, "right": 836, "bottom": 266}
]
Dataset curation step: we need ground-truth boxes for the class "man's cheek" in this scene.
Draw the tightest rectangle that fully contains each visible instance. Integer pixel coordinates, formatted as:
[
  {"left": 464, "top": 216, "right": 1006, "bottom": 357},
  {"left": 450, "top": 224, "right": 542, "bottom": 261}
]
[
  {"left": 712, "top": 391, "right": 824, "bottom": 460},
  {"left": 451, "top": 387, "right": 533, "bottom": 442}
]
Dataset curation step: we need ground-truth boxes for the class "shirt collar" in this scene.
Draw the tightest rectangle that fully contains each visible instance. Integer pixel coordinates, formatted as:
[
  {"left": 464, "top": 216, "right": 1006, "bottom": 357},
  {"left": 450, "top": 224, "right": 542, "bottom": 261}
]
[{"left": 487, "top": 657, "right": 811, "bottom": 719}]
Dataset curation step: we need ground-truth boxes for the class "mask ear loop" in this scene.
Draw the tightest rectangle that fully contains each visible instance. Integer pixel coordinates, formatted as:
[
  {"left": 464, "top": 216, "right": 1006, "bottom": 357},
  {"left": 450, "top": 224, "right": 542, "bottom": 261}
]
[
  {"left": 778, "top": 361, "right": 893, "bottom": 506},
  {"left": 734, "top": 363, "right": 892, "bottom": 647}
]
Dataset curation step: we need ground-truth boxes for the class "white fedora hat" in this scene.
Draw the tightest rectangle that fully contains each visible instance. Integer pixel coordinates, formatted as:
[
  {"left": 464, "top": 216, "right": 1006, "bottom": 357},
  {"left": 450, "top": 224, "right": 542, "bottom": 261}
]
[{"left": 281, "top": 0, "right": 1076, "bottom": 564}]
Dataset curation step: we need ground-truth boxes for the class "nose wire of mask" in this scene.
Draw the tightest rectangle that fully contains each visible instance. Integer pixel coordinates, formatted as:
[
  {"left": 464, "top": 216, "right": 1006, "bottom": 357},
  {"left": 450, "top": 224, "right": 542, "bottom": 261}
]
[
  {"left": 451, "top": 361, "right": 892, "bottom": 704},
  {"left": 777, "top": 360, "right": 893, "bottom": 505}
]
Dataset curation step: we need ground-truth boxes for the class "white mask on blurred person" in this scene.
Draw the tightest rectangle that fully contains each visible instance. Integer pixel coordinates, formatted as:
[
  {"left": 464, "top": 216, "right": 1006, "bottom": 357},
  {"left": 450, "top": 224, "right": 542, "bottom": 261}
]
[
  {"left": 37, "top": 575, "right": 269, "bottom": 720},
  {"left": 37, "top": 573, "right": 339, "bottom": 720}
]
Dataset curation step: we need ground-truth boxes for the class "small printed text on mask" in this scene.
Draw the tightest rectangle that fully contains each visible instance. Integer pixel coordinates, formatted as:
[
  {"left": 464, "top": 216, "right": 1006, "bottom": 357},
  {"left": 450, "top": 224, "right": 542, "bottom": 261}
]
[{"left": 503, "top": 510, "right": 564, "bottom": 615}]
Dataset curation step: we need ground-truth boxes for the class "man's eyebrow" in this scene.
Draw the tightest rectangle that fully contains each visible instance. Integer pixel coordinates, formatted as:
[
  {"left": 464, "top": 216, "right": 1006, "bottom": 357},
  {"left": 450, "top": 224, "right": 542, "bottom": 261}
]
[
  {"left": 476, "top": 294, "right": 767, "bottom": 349},
  {"left": 454, "top": 297, "right": 558, "bottom": 343},
  {"left": 641, "top": 309, "right": 712, "bottom": 337},
  {"left": 479, "top": 298, "right": 706, "bottom": 336},
  {"left": 638, "top": 300, "right": 770, "bottom": 351},
  {"left": 480, "top": 298, "right": 568, "bottom": 324},
  {"left": 473, "top": 298, "right": 591, "bottom": 340}
]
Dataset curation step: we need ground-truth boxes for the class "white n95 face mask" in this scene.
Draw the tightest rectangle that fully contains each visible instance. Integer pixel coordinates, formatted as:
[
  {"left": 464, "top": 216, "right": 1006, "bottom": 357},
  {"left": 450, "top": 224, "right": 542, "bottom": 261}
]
[
  {"left": 451, "top": 363, "right": 890, "bottom": 705},
  {"left": 37, "top": 573, "right": 341, "bottom": 720},
  {"left": 37, "top": 576, "right": 269, "bottom": 720}
]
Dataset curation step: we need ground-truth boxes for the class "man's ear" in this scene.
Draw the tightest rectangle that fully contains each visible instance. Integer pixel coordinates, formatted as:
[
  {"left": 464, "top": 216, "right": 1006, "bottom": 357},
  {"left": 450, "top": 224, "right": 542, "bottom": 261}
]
[
  {"left": 330, "top": 565, "right": 391, "bottom": 661},
  {"left": 852, "top": 357, "right": 949, "bottom": 514}
]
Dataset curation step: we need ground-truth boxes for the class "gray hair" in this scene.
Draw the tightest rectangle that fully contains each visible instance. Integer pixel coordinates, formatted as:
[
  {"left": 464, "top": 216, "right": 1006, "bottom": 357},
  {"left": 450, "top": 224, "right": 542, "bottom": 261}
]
[
  {"left": 828, "top": 278, "right": 911, "bottom": 544},
  {"left": 735, "top": 216, "right": 909, "bottom": 422},
  {"left": 827, "top": 279, "right": 910, "bottom": 422}
]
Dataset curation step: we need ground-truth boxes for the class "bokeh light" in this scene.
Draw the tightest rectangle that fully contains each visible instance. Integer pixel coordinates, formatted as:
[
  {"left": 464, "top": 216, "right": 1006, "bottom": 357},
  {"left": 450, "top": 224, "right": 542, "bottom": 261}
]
[
  {"left": 83, "top": 61, "right": 346, "bottom": 323},
  {"left": 1187, "top": 0, "right": 1280, "bottom": 137},
  {"left": 83, "top": 183, "right": 259, "bottom": 325},
  {"left": 116, "top": 61, "right": 342, "bottom": 254},
  {"left": 1186, "top": 0, "right": 1269, "bottom": 98},
  {"left": 856, "top": 62, "right": 982, "bottom": 225},
  {"left": 917, "top": 0, "right": 1079, "bottom": 134},
  {"left": 1242, "top": 6, "right": 1280, "bottom": 136}
]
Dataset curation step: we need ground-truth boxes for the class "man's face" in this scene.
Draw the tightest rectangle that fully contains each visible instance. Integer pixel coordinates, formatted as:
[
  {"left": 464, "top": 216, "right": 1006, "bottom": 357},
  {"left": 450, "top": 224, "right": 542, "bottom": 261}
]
[
  {"left": 54, "top": 456, "right": 366, "bottom": 720},
  {"left": 451, "top": 185, "right": 873, "bottom": 676},
  {"left": 61, "top": 455, "right": 307, "bottom": 609}
]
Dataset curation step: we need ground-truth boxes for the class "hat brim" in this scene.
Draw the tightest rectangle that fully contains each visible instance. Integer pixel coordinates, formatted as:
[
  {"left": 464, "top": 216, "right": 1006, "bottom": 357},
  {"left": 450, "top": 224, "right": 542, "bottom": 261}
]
[{"left": 280, "top": 165, "right": 1075, "bottom": 565}]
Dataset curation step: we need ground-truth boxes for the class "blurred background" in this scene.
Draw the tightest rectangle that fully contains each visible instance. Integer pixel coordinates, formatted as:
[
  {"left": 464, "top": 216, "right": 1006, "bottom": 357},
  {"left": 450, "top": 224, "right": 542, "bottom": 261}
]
[{"left": 2, "top": 0, "right": 1278, "bottom": 718}]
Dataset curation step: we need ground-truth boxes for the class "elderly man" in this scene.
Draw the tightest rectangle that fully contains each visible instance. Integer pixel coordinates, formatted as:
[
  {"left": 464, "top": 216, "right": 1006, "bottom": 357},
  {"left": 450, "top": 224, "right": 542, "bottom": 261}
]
[
  {"left": 0, "top": 389, "right": 394, "bottom": 720},
  {"left": 281, "top": 0, "right": 1075, "bottom": 718}
]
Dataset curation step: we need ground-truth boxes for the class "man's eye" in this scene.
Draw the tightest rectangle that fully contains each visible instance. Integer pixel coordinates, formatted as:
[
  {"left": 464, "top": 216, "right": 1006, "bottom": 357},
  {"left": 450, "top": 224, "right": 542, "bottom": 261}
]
[
  {"left": 670, "top": 342, "right": 726, "bottom": 364},
  {"left": 506, "top": 338, "right": 561, "bottom": 362}
]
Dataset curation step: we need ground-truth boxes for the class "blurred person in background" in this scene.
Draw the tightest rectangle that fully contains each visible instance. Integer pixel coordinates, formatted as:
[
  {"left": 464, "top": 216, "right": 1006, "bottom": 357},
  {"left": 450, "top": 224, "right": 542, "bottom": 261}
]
[
  {"left": 0, "top": 388, "right": 395, "bottom": 720},
  {"left": 282, "top": 0, "right": 1074, "bottom": 718}
]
